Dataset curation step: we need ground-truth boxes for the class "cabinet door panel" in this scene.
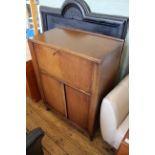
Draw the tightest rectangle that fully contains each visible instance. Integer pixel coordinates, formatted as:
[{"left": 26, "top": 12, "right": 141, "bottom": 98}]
[
  {"left": 34, "top": 44, "right": 93, "bottom": 93},
  {"left": 65, "top": 86, "right": 90, "bottom": 130},
  {"left": 41, "top": 74, "right": 66, "bottom": 116}
]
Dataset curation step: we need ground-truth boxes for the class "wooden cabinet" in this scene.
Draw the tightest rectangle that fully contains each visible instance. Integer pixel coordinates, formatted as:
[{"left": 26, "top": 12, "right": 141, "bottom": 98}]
[{"left": 28, "top": 27, "right": 123, "bottom": 139}]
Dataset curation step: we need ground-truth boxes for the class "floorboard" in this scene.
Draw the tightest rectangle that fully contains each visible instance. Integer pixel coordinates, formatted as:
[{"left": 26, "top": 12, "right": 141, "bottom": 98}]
[{"left": 26, "top": 97, "right": 115, "bottom": 155}]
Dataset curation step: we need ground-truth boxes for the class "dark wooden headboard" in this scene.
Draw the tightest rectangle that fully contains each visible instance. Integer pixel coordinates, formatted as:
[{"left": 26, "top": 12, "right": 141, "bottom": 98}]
[{"left": 40, "top": 0, "right": 128, "bottom": 39}]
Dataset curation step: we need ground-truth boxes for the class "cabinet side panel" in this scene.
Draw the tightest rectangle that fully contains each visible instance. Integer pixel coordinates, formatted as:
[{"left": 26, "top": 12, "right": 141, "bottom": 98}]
[
  {"left": 88, "top": 45, "right": 123, "bottom": 138},
  {"left": 88, "top": 63, "right": 101, "bottom": 138},
  {"left": 26, "top": 60, "right": 41, "bottom": 101},
  {"left": 98, "top": 45, "right": 123, "bottom": 103},
  {"left": 28, "top": 40, "right": 46, "bottom": 102}
]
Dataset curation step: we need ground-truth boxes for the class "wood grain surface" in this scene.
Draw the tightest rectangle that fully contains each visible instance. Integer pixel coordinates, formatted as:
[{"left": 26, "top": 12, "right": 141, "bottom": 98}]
[
  {"left": 26, "top": 97, "right": 115, "bottom": 155},
  {"left": 28, "top": 27, "right": 123, "bottom": 138}
]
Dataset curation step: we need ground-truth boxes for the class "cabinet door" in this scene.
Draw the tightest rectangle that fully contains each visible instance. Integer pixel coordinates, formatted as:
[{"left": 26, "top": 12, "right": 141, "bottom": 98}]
[
  {"left": 34, "top": 44, "right": 93, "bottom": 93},
  {"left": 65, "top": 86, "right": 90, "bottom": 130},
  {"left": 41, "top": 74, "right": 67, "bottom": 116}
]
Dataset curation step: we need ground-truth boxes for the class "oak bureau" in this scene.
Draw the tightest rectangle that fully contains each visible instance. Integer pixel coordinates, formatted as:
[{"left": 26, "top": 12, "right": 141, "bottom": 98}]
[{"left": 28, "top": 27, "right": 124, "bottom": 139}]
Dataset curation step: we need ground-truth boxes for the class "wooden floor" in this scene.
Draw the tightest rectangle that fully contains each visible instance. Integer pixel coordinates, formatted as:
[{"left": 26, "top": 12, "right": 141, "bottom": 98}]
[{"left": 26, "top": 97, "right": 115, "bottom": 155}]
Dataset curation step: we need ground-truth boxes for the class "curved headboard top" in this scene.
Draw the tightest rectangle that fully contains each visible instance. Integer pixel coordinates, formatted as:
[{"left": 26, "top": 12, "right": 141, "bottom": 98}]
[{"left": 40, "top": 0, "right": 128, "bottom": 39}]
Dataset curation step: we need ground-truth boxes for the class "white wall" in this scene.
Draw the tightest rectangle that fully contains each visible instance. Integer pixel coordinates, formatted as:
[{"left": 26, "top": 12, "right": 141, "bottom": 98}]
[
  {"left": 39, "top": 0, "right": 128, "bottom": 17},
  {"left": 39, "top": 0, "right": 129, "bottom": 80}
]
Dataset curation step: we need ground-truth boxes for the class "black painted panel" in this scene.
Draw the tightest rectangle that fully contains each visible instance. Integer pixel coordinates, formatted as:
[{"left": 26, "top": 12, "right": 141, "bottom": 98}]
[
  {"left": 46, "top": 15, "right": 123, "bottom": 38},
  {"left": 40, "top": 0, "right": 128, "bottom": 39}
]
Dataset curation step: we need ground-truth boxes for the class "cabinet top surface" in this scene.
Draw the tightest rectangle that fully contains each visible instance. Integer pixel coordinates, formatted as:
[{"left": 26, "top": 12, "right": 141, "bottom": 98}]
[{"left": 30, "top": 28, "right": 123, "bottom": 63}]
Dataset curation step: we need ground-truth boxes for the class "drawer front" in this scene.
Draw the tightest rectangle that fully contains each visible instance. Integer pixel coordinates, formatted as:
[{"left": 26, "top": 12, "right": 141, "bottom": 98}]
[
  {"left": 34, "top": 44, "right": 93, "bottom": 93},
  {"left": 41, "top": 73, "right": 66, "bottom": 116},
  {"left": 65, "top": 86, "right": 90, "bottom": 130}
]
